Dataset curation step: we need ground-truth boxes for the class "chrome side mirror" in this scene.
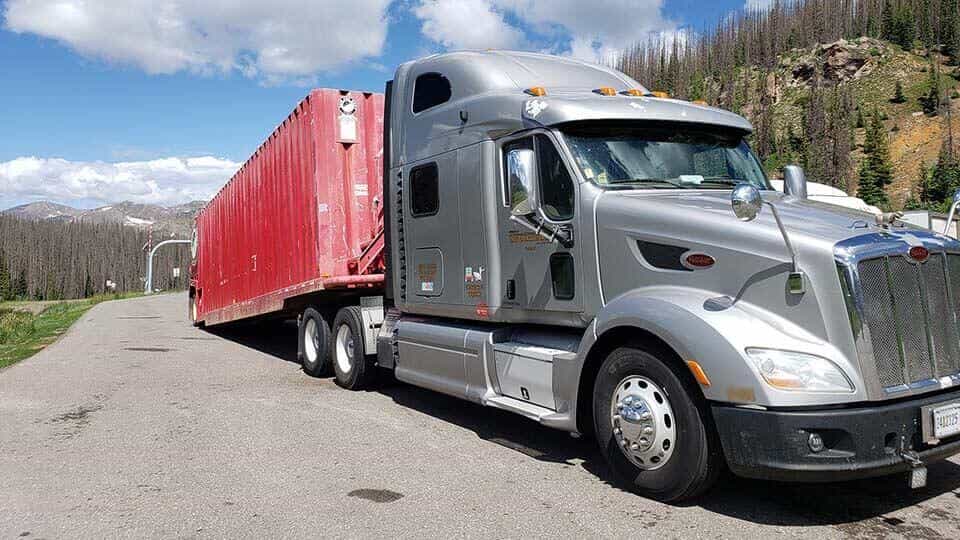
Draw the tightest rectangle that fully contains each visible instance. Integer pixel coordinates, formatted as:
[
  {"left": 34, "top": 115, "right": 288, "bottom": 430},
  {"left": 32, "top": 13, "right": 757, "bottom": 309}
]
[
  {"left": 783, "top": 165, "right": 808, "bottom": 200},
  {"left": 506, "top": 148, "right": 539, "bottom": 217},
  {"left": 731, "top": 183, "right": 762, "bottom": 222},
  {"left": 944, "top": 189, "right": 960, "bottom": 237}
]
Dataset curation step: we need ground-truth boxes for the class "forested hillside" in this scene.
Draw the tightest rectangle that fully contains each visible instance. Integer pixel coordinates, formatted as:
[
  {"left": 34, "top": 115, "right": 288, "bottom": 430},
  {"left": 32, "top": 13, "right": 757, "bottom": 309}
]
[
  {"left": 617, "top": 0, "right": 960, "bottom": 211},
  {"left": 0, "top": 215, "right": 191, "bottom": 301}
]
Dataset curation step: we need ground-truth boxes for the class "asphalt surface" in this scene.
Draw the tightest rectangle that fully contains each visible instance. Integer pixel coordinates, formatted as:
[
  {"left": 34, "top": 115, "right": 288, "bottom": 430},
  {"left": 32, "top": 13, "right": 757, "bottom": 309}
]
[{"left": 2, "top": 293, "right": 960, "bottom": 539}]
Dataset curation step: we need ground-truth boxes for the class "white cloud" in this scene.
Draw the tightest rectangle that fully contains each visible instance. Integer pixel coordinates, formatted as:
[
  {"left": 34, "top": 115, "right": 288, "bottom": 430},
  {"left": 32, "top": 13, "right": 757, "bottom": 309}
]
[
  {"left": 415, "top": 0, "right": 523, "bottom": 50},
  {"left": 412, "top": 0, "right": 675, "bottom": 62},
  {"left": 2, "top": 0, "right": 391, "bottom": 82},
  {"left": 0, "top": 156, "right": 240, "bottom": 209}
]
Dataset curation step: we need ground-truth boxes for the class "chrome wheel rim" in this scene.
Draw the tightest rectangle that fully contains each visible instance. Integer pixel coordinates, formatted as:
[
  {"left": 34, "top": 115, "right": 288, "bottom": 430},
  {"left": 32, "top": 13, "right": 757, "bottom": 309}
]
[
  {"left": 303, "top": 318, "right": 319, "bottom": 364},
  {"left": 610, "top": 375, "right": 676, "bottom": 470},
  {"left": 191, "top": 300, "right": 197, "bottom": 322},
  {"left": 335, "top": 324, "right": 354, "bottom": 374}
]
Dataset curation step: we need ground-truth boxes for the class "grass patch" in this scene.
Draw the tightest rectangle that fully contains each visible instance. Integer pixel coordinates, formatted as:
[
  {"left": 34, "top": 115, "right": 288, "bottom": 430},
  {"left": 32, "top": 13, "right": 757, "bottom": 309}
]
[{"left": 0, "top": 292, "right": 144, "bottom": 370}]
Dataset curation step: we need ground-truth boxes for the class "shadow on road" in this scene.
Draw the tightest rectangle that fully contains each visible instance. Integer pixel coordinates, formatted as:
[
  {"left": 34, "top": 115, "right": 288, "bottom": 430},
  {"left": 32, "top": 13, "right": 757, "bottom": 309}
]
[
  {"left": 208, "top": 320, "right": 960, "bottom": 528},
  {"left": 206, "top": 319, "right": 300, "bottom": 364}
]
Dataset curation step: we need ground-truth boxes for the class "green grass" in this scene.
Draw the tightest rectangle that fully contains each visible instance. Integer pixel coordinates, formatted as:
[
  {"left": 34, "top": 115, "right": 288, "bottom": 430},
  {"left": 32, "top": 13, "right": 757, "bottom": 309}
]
[{"left": 0, "top": 292, "right": 144, "bottom": 370}]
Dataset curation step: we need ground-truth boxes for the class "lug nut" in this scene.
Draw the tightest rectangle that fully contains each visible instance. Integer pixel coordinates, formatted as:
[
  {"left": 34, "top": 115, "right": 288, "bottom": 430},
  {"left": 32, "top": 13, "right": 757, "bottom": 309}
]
[
  {"left": 630, "top": 443, "right": 639, "bottom": 451},
  {"left": 640, "top": 438, "right": 649, "bottom": 445},
  {"left": 643, "top": 426, "right": 654, "bottom": 435},
  {"left": 613, "top": 428, "right": 621, "bottom": 436},
  {"left": 641, "top": 412, "right": 651, "bottom": 421}
]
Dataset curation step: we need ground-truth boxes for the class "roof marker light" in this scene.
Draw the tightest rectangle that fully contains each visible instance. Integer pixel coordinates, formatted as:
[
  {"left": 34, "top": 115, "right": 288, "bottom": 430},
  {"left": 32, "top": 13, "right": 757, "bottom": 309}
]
[
  {"left": 650, "top": 91, "right": 670, "bottom": 99},
  {"left": 623, "top": 88, "right": 644, "bottom": 97},
  {"left": 596, "top": 87, "right": 617, "bottom": 96},
  {"left": 692, "top": 99, "right": 708, "bottom": 106},
  {"left": 526, "top": 86, "right": 547, "bottom": 97}
]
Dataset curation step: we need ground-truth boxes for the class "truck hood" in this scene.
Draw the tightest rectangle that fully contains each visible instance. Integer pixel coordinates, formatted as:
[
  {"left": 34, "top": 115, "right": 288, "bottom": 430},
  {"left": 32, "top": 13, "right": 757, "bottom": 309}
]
[
  {"left": 593, "top": 188, "right": 908, "bottom": 347},
  {"left": 603, "top": 189, "right": 881, "bottom": 248}
]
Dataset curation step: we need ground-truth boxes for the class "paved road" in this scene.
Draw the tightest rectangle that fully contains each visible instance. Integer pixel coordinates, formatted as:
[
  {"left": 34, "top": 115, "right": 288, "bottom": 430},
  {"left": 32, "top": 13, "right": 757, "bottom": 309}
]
[{"left": 2, "top": 293, "right": 960, "bottom": 539}]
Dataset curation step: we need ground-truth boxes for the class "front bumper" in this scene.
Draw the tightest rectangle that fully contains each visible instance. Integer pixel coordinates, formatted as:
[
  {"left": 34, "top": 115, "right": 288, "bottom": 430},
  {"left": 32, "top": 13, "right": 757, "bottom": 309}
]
[{"left": 712, "top": 387, "right": 960, "bottom": 482}]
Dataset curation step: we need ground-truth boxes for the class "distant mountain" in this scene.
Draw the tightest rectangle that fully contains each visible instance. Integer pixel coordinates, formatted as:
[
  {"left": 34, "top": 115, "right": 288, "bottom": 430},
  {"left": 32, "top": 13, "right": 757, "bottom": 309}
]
[
  {"left": 4, "top": 201, "right": 83, "bottom": 222},
  {"left": 1, "top": 200, "right": 205, "bottom": 237}
]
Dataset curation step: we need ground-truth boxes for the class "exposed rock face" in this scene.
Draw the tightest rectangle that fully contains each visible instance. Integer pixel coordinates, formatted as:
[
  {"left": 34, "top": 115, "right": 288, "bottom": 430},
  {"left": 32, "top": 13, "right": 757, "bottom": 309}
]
[
  {"left": 821, "top": 42, "right": 869, "bottom": 81},
  {"left": 788, "top": 38, "right": 880, "bottom": 86}
]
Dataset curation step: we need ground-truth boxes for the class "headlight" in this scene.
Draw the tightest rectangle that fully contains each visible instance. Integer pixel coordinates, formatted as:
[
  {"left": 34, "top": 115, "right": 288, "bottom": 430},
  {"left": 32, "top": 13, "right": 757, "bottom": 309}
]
[{"left": 746, "top": 348, "right": 854, "bottom": 393}]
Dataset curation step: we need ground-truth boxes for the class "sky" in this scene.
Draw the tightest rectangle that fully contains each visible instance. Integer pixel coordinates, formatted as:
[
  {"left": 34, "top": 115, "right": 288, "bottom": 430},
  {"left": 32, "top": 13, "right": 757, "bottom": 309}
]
[{"left": 0, "top": 0, "right": 750, "bottom": 210}]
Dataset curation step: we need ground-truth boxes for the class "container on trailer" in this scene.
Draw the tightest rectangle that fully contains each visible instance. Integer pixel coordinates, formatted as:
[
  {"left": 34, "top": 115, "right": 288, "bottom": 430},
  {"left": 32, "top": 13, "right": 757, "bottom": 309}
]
[{"left": 192, "top": 89, "right": 385, "bottom": 325}]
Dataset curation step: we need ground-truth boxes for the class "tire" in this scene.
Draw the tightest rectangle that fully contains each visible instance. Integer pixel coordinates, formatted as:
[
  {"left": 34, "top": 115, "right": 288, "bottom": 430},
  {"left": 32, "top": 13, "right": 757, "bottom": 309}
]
[
  {"left": 331, "top": 306, "right": 377, "bottom": 390},
  {"left": 299, "top": 308, "right": 332, "bottom": 377},
  {"left": 593, "top": 346, "right": 722, "bottom": 502},
  {"left": 188, "top": 295, "right": 201, "bottom": 327}
]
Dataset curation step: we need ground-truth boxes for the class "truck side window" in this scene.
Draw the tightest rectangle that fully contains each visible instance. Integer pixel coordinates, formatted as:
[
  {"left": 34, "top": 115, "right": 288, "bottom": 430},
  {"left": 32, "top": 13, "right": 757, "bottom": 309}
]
[
  {"left": 535, "top": 135, "right": 575, "bottom": 221},
  {"left": 410, "top": 163, "right": 439, "bottom": 217},
  {"left": 412, "top": 73, "right": 452, "bottom": 113},
  {"left": 550, "top": 253, "right": 575, "bottom": 300}
]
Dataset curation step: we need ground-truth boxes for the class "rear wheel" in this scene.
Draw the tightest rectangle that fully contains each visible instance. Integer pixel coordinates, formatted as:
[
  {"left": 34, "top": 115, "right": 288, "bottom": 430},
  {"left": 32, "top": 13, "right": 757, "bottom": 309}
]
[
  {"left": 332, "top": 306, "right": 377, "bottom": 390},
  {"left": 188, "top": 294, "right": 201, "bottom": 327},
  {"left": 299, "top": 308, "right": 331, "bottom": 377},
  {"left": 593, "top": 346, "right": 722, "bottom": 502}
]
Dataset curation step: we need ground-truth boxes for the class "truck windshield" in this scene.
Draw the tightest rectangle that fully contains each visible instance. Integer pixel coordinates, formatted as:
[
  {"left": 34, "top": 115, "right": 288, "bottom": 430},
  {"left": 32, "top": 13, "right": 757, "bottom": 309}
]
[{"left": 561, "top": 123, "right": 770, "bottom": 190}]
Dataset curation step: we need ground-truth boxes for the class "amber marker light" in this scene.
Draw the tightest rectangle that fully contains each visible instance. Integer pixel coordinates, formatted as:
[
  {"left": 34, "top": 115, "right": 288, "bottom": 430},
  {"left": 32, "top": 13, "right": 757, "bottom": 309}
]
[
  {"left": 596, "top": 86, "right": 617, "bottom": 96},
  {"left": 525, "top": 86, "right": 547, "bottom": 96},
  {"left": 686, "top": 360, "right": 712, "bottom": 387}
]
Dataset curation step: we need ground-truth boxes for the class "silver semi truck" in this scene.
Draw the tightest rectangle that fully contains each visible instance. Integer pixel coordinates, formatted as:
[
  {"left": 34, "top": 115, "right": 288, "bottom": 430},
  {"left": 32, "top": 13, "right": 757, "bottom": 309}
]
[{"left": 263, "top": 51, "right": 960, "bottom": 501}]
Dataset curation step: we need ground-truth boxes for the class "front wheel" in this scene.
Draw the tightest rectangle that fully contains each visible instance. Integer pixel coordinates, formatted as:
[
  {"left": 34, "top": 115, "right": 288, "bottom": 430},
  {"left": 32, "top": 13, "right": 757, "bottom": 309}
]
[{"left": 593, "top": 346, "right": 723, "bottom": 502}]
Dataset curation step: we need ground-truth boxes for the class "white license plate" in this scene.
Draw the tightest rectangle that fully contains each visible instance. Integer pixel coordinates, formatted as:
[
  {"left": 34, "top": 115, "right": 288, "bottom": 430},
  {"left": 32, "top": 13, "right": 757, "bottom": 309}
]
[{"left": 933, "top": 403, "right": 960, "bottom": 439}]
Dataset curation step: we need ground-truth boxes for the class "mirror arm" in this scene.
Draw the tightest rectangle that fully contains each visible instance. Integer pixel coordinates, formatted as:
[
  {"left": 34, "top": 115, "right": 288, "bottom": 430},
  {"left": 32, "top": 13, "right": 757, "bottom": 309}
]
[
  {"left": 509, "top": 215, "right": 574, "bottom": 248},
  {"left": 945, "top": 199, "right": 960, "bottom": 237},
  {"left": 763, "top": 201, "right": 799, "bottom": 274}
]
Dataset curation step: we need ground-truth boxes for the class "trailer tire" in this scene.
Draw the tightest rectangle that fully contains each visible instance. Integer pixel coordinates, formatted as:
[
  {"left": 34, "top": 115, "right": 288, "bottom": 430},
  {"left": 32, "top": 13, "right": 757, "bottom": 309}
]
[
  {"left": 332, "top": 306, "right": 377, "bottom": 390},
  {"left": 188, "top": 295, "right": 199, "bottom": 327},
  {"left": 593, "top": 346, "right": 722, "bottom": 503},
  {"left": 299, "top": 308, "right": 332, "bottom": 377}
]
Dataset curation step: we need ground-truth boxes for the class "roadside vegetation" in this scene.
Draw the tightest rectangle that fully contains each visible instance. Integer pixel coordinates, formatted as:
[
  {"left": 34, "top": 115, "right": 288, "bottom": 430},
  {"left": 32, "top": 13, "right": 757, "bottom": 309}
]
[{"left": 0, "top": 292, "right": 142, "bottom": 369}]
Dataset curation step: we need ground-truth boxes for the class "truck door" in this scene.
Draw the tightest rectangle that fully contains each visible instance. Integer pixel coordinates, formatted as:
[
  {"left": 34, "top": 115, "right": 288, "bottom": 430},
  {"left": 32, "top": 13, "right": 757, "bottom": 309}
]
[
  {"left": 499, "top": 132, "right": 583, "bottom": 315},
  {"left": 402, "top": 152, "right": 462, "bottom": 307}
]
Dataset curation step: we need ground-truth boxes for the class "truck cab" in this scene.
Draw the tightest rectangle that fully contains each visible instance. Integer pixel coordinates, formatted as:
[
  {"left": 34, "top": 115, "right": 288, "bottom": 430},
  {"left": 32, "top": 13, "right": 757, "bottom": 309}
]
[{"left": 324, "top": 51, "right": 960, "bottom": 501}]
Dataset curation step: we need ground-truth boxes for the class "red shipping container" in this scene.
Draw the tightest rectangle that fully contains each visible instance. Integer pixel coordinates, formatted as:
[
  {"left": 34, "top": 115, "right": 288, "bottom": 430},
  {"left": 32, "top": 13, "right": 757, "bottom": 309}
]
[{"left": 192, "top": 89, "right": 385, "bottom": 326}]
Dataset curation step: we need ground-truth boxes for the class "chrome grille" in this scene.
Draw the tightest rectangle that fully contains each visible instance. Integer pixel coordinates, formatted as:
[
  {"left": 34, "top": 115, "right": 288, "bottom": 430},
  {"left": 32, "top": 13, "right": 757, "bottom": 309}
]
[
  {"left": 854, "top": 252, "right": 960, "bottom": 389},
  {"left": 857, "top": 258, "right": 903, "bottom": 387}
]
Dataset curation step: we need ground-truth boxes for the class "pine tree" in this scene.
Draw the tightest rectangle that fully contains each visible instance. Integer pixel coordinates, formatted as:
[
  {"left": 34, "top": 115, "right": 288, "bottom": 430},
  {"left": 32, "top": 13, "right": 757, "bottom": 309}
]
[
  {"left": 942, "top": 0, "right": 960, "bottom": 59},
  {"left": 14, "top": 270, "right": 28, "bottom": 300},
  {"left": 83, "top": 273, "right": 94, "bottom": 299},
  {"left": 891, "top": 80, "right": 907, "bottom": 103},
  {"left": 921, "top": 60, "right": 941, "bottom": 115},
  {"left": 0, "top": 250, "right": 11, "bottom": 301},
  {"left": 857, "top": 109, "right": 895, "bottom": 208}
]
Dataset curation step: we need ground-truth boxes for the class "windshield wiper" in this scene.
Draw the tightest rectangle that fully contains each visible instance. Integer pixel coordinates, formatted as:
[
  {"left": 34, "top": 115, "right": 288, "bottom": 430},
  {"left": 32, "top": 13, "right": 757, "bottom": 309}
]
[
  {"left": 699, "top": 176, "right": 743, "bottom": 186},
  {"left": 608, "top": 177, "right": 690, "bottom": 188}
]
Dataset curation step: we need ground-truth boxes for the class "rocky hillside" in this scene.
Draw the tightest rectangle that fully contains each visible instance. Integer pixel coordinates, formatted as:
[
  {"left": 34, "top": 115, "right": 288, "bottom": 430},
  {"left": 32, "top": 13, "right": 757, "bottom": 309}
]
[
  {"left": 756, "top": 37, "right": 960, "bottom": 207},
  {"left": 2, "top": 200, "right": 204, "bottom": 237}
]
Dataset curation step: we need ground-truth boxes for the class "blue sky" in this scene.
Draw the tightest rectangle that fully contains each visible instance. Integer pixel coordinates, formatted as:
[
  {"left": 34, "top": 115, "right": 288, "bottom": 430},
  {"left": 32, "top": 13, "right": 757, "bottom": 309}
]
[{"left": 0, "top": 0, "right": 747, "bottom": 209}]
